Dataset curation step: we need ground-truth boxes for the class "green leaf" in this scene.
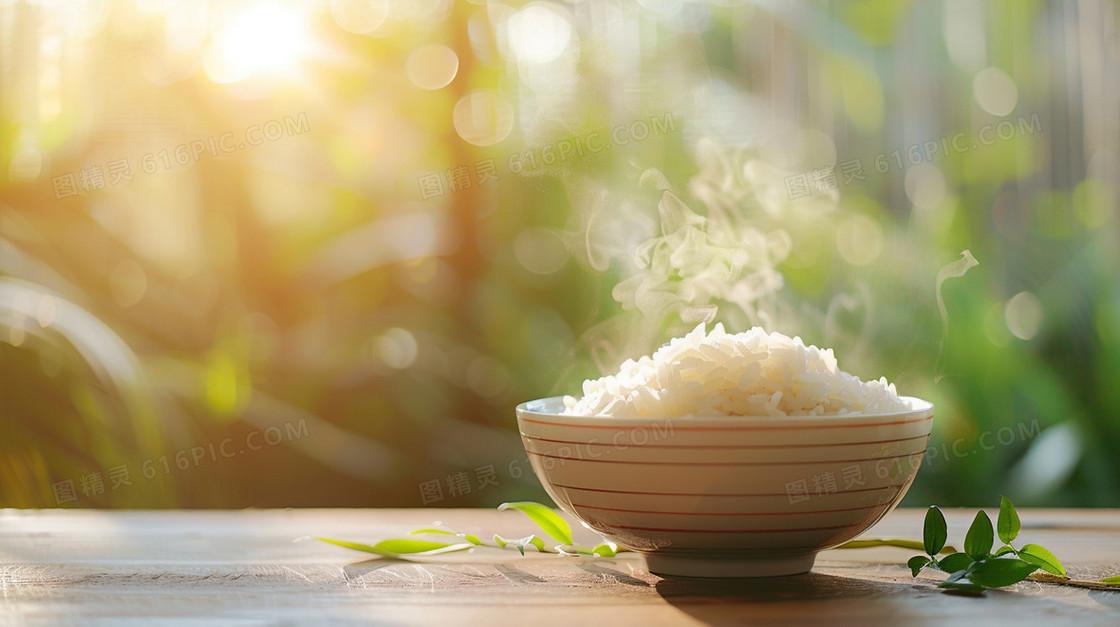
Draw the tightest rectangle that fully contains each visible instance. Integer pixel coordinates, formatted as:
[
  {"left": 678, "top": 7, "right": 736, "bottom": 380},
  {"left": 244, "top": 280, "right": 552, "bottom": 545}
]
[
  {"left": 559, "top": 542, "right": 624, "bottom": 557},
  {"left": 498, "top": 502, "right": 573, "bottom": 545},
  {"left": 316, "top": 537, "right": 473, "bottom": 558},
  {"left": 937, "top": 552, "right": 974, "bottom": 574},
  {"left": 493, "top": 534, "right": 546, "bottom": 555},
  {"left": 1100, "top": 576, "right": 1120, "bottom": 584},
  {"left": 908, "top": 555, "right": 931, "bottom": 577},
  {"left": 410, "top": 528, "right": 482, "bottom": 545},
  {"left": 992, "top": 545, "right": 1016, "bottom": 557},
  {"left": 591, "top": 542, "right": 618, "bottom": 557},
  {"left": 964, "top": 510, "right": 995, "bottom": 560},
  {"left": 968, "top": 557, "right": 1038, "bottom": 588},
  {"left": 997, "top": 496, "right": 1021, "bottom": 544},
  {"left": 1018, "top": 544, "right": 1066, "bottom": 576},
  {"left": 923, "top": 506, "right": 948, "bottom": 556},
  {"left": 937, "top": 571, "right": 985, "bottom": 594},
  {"left": 410, "top": 528, "right": 455, "bottom": 536}
]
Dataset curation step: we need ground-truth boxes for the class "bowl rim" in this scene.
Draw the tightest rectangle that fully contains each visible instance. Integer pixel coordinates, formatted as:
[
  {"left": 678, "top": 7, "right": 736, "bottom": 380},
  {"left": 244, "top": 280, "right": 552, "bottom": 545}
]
[{"left": 516, "top": 395, "right": 933, "bottom": 428}]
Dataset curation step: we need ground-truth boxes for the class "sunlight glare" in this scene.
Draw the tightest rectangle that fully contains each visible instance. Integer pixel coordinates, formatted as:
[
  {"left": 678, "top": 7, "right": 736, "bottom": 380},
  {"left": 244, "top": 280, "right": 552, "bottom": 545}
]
[
  {"left": 508, "top": 2, "right": 572, "bottom": 64},
  {"left": 205, "top": 4, "right": 312, "bottom": 83}
]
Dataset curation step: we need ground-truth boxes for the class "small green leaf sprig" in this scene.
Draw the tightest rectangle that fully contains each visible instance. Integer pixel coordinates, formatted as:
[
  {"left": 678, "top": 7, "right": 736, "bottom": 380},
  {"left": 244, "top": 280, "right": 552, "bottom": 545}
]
[
  {"left": 317, "top": 501, "right": 623, "bottom": 559},
  {"left": 908, "top": 497, "right": 1066, "bottom": 593}
]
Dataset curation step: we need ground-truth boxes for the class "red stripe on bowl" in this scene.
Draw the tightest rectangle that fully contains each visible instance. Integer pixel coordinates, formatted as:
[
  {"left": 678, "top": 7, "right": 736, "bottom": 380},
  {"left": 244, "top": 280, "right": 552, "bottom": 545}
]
[
  {"left": 526, "top": 449, "right": 928, "bottom": 466},
  {"left": 570, "top": 502, "right": 892, "bottom": 516},
  {"left": 603, "top": 523, "right": 855, "bottom": 534},
  {"left": 551, "top": 483, "right": 907, "bottom": 497},
  {"left": 520, "top": 434, "right": 930, "bottom": 449},
  {"left": 519, "top": 415, "right": 933, "bottom": 431}
]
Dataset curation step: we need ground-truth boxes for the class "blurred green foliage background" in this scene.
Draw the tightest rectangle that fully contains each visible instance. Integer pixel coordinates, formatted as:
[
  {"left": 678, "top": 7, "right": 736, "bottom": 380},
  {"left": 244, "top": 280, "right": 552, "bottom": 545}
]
[{"left": 1, "top": 0, "right": 1117, "bottom": 509}]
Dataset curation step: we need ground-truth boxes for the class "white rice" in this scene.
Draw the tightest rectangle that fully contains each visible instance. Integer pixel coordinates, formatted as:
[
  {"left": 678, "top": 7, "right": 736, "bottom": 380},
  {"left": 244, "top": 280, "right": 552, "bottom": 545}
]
[{"left": 563, "top": 323, "right": 909, "bottom": 417}]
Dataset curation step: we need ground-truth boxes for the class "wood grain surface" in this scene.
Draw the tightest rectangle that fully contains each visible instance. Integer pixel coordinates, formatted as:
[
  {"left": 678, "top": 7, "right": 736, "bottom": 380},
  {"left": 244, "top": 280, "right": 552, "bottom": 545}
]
[{"left": 1, "top": 508, "right": 1118, "bottom": 625}]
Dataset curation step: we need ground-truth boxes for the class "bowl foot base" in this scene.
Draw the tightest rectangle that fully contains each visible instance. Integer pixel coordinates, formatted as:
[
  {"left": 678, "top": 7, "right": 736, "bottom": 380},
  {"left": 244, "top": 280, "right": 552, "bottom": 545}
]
[{"left": 643, "top": 552, "right": 817, "bottom": 578}]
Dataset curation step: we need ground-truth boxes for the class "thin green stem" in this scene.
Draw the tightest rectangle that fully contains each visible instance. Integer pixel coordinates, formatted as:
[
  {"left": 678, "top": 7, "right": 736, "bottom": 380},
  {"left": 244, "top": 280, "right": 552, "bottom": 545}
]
[
  {"left": 1029, "top": 573, "right": 1120, "bottom": 591},
  {"left": 836, "top": 538, "right": 958, "bottom": 554}
]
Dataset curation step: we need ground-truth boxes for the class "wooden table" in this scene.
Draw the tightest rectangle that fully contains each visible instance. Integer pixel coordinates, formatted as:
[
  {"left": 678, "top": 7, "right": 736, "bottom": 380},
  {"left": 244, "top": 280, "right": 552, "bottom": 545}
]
[{"left": 2, "top": 508, "right": 1118, "bottom": 625}]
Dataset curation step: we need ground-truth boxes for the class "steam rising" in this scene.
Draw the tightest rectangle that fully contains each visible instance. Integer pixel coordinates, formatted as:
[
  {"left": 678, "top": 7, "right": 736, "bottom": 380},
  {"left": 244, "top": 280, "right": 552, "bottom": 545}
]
[
  {"left": 577, "top": 139, "right": 836, "bottom": 332},
  {"left": 935, "top": 249, "right": 980, "bottom": 381}
]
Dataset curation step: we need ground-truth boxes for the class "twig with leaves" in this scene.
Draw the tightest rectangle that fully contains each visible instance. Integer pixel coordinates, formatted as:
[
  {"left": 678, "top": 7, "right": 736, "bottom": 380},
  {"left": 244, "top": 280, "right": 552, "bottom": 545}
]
[
  {"left": 906, "top": 497, "right": 1065, "bottom": 593},
  {"left": 317, "top": 502, "right": 623, "bottom": 559},
  {"left": 898, "top": 496, "right": 1120, "bottom": 594}
]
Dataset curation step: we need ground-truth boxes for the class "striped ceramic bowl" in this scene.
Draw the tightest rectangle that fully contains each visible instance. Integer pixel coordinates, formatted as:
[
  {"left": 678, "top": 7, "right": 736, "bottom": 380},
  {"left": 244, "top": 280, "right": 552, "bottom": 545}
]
[{"left": 515, "top": 396, "right": 933, "bottom": 577}]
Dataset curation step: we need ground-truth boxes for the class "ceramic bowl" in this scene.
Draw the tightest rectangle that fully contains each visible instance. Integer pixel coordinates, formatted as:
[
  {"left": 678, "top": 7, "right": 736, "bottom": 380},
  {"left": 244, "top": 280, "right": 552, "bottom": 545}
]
[{"left": 515, "top": 396, "right": 933, "bottom": 577}]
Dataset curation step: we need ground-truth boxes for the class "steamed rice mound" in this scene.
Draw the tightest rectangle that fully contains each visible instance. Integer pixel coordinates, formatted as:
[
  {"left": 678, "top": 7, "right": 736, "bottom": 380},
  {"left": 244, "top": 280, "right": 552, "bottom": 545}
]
[{"left": 563, "top": 323, "right": 909, "bottom": 418}]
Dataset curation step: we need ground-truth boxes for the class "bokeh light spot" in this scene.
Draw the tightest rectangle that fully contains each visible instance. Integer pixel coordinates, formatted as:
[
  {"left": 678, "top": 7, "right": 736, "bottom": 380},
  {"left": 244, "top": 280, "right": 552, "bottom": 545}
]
[
  {"left": 1073, "top": 179, "right": 1114, "bottom": 229},
  {"left": 1008, "top": 424, "right": 1082, "bottom": 499},
  {"left": 904, "top": 163, "right": 947, "bottom": 210},
  {"left": 400, "top": 0, "right": 453, "bottom": 23},
  {"left": 839, "top": 63, "right": 884, "bottom": 132},
  {"left": 943, "top": 0, "right": 986, "bottom": 70},
  {"left": 36, "top": 295, "right": 57, "bottom": 328},
  {"left": 377, "top": 327, "right": 419, "bottom": 369},
  {"left": 1004, "top": 291, "right": 1043, "bottom": 340},
  {"left": 973, "top": 66, "right": 1018, "bottom": 116},
  {"left": 466, "top": 355, "right": 509, "bottom": 398},
  {"left": 835, "top": 214, "right": 884, "bottom": 266},
  {"left": 514, "top": 228, "right": 568, "bottom": 274},
  {"left": 406, "top": 44, "right": 459, "bottom": 90},
  {"left": 8, "top": 325, "right": 25, "bottom": 347},
  {"left": 508, "top": 2, "right": 572, "bottom": 64},
  {"left": 453, "top": 89, "right": 514, "bottom": 146},
  {"left": 330, "top": 0, "right": 390, "bottom": 34}
]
